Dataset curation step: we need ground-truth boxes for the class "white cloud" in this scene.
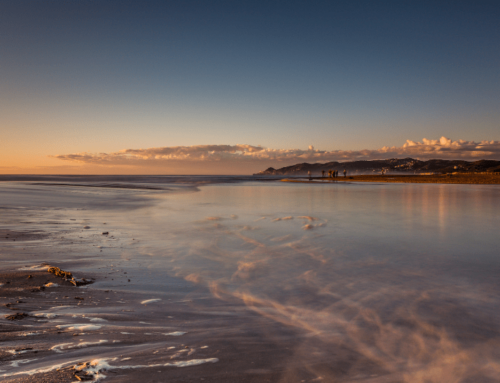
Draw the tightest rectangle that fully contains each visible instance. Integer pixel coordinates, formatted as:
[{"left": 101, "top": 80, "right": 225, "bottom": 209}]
[{"left": 51, "top": 137, "right": 500, "bottom": 167}]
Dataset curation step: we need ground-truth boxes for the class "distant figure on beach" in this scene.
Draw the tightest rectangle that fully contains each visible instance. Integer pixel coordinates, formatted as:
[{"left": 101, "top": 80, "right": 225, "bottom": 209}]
[
  {"left": 308, "top": 171, "right": 312, "bottom": 180},
  {"left": 344, "top": 169, "right": 347, "bottom": 178},
  {"left": 322, "top": 170, "right": 325, "bottom": 178},
  {"left": 335, "top": 170, "right": 338, "bottom": 178},
  {"left": 328, "top": 170, "right": 332, "bottom": 178}
]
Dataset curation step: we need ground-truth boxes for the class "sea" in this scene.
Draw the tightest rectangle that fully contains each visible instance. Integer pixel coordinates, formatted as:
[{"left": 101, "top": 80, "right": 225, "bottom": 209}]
[{"left": 1, "top": 175, "right": 499, "bottom": 382}]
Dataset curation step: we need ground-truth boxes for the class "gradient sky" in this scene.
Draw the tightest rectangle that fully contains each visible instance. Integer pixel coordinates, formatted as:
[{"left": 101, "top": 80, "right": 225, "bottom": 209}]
[{"left": 1, "top": 0, "right": 499, "bottom": 174}]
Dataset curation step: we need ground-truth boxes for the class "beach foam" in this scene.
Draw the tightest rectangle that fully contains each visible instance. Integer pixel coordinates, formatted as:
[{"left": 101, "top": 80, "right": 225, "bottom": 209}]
[
  {"left": 167, "top": 358, "right": 218, "bottom": 367},
  {"left": 74, "top": 357, "right": 219, "bottom": 380},
  {"left": 163, "top": 331, "right": 186, "bottom": 336},
  {"left": 9, "top": 359, "right": 38, "bottom": 368},
  {"left": 18, "top": 265, "right": 49, "bottom": 271},
  {"left": 51, "top": 340, "right": 108, "bottom": 353},
  {"left": 32, "top": 312, "right": 58, "bottom": 319},
  {"left": 56, "top": 324, "right": 102, "bottom": 331},
  {"left": 141, "top": 298, "right": 161, "bottom": 304},
  {"left": 0, "top": 360, "right": 77, "bottom": 378}
]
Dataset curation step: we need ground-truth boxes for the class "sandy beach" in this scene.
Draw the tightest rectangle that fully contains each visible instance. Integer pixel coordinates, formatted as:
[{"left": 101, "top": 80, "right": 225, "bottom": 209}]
[
  {"left": 1, "top": 263, "right": 304, "bottom": 383},
  {"left": 1, "top": 178, "right": 500, "bottom": 382}
]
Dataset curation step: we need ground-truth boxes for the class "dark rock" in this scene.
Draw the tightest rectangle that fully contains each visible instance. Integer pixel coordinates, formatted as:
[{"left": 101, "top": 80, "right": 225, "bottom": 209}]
[
  {"left": 70, "top": 278, "right": 93, "bottom": 287},
  {"left": 6, "top": 312, "right": 28, "bottom": 320},
  {"left": 74, "top": 362, "right": 94, "bottom": 381},
  {"left": 48, "top": 266, "right": 73, "bottom": 279}
]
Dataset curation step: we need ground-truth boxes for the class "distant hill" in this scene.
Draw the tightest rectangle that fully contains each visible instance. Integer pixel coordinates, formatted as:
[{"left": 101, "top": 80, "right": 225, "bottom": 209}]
[{"left": 254, "top": 158, "right": 500, "bottom": 176}]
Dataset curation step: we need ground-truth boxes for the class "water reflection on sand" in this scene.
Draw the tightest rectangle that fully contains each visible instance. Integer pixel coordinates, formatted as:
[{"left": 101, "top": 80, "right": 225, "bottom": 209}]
[{"left": 1, "top": 180, "right": 500, "bottom": 382}]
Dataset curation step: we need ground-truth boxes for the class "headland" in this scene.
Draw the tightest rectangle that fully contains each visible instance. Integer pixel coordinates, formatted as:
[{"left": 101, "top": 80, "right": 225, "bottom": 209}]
[{"left": 282, "top": 173, "right": 500, "bottom": 184}]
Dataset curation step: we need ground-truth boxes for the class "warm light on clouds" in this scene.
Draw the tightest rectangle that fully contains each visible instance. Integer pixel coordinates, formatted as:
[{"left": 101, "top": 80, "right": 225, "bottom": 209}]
[{"left": 52, "top": 137, "right": 500, "bottom": 170}]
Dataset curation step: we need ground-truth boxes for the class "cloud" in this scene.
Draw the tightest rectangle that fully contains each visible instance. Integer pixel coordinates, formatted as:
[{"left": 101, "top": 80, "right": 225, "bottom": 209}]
[{"left": 51, "top": 137, "right": 500, "bottom": 169}]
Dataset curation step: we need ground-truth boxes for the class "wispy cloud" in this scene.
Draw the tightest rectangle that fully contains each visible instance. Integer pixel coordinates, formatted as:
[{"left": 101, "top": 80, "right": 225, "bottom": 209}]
[{"left": 51, "top": 137, "right": 500, "bottom": 168}]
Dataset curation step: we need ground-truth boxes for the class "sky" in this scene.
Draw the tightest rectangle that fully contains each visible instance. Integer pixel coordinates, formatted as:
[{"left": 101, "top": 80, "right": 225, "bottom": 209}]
[{"left": 1, "top": 0, "right": 499, "bottom": 174}]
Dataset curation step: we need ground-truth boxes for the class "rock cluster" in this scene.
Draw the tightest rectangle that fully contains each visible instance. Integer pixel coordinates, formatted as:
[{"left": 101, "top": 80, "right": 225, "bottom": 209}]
[
  {"left": 48, "top": 266, "right": 73, "bottom": 279},
  {"left": 5, "top": 312, "right": 28, "bottom": 320},
  {"left": 73, "top": 362, "right": 95, "bottom": 381},
  {"left": 47, "top": 266, "right": 93, "bottom": 287}
]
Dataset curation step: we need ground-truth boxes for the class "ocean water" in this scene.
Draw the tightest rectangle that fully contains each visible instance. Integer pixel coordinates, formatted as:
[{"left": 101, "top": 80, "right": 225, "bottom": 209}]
[{"left": 1, "top": 176, "right": 500, "bottom": 382}]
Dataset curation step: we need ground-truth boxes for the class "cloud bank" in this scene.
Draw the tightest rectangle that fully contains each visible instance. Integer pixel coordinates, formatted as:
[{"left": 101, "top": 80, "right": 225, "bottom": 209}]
[{"left": 52, "top": 138, "right": 500, "bottom": 169}]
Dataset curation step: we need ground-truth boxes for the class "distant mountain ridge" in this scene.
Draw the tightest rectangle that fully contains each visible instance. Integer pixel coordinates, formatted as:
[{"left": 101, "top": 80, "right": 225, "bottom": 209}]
[{"left": 254, "top": 158, "right": 500, "bottom": 176}]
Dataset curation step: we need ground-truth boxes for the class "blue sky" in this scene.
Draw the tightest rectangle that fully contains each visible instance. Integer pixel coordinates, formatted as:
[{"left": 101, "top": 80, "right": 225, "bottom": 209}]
[{"left": 1, "top": 0, "right": 499, "bottom": 173}]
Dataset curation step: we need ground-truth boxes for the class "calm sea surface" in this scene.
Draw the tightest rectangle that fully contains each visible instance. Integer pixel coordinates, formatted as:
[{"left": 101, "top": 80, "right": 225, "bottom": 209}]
[{"left": 1, "top": 176, "right": 499, "bottom": 381}]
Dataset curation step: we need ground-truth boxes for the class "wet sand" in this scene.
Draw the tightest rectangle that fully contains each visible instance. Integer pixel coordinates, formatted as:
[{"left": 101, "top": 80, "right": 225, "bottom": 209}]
[
  {"left": 0, "top": 268, "right": 86, "bottom": 382},
  {"left": 0, "top": 266, "right": 319, "bottom": 382},
  {"left": 2, "top": 179, "right": 500, "bottom": 382},
  {"left": 284, "top": 173, "right": 500, "bottom": 184},
  {"left": 0, "top": 230, "right": 49, "bottom": 243}
]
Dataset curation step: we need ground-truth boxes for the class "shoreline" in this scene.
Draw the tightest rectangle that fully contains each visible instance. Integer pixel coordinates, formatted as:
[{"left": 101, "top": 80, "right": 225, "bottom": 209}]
[
  {"left": 0, "top": 265, "right": 224, "bottom": 382},
  {"left": 2, "top": 180, "right": 500, "bottom": 382},
  {"left": 281, "top": 173, "right": 500, "bottom": 184},
  {"left": 0, "top": 264, "right": 304, "bottom": 382},
  {"left": 0, "top": 266, "right": 99, "bottom": 382}
]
